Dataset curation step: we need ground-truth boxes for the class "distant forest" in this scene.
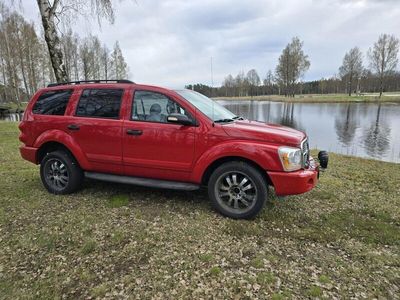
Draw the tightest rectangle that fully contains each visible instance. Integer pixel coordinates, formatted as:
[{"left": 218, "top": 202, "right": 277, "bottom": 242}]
[
  {"left": 188, "top": 35, "right": 399, "bottom": 98},
  {"left": 186, "top": 71, "right": 400, "bottom": 98}
]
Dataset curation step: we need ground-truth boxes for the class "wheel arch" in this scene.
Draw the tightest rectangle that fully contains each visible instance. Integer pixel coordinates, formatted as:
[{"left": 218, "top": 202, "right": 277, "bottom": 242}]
[
  {"left": 37, "top": 141, "right": 75, "bottom": 164},
  {"left": 201, "top": 156, "right": 273, "bottom": 186},
  {"left": 33, "top": 130, "right": 90, "bottom": 169}
]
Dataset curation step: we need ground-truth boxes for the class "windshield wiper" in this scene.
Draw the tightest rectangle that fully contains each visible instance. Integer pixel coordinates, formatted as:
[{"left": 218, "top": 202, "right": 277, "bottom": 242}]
[
  {"left": 232, "top": 116, "right": 244, "bottom": 120},
  {"left": 214, "top": 118, "right": 235, "bottom": 123}
]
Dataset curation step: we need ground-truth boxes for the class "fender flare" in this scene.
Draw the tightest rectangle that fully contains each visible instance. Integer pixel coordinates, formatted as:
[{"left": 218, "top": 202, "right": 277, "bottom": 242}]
[
  {"left": 190, "top": 141, "right": 282, "bottom": 183},
  {"left": 33, "top": 130, "right": 91, "bottom": 169}
]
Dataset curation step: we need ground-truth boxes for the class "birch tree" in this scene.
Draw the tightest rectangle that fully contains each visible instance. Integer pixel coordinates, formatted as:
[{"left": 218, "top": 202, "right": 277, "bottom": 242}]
[
  {"left": 101, "top": 44, "right": 111, "bottom": 80},
  {"left": 368, "top": 34, "right": 399, "bottom": 97},
  {"left": 110, "top": 41, "right": 128, "bottom": 79},
  {"left": 61, "top": 29, "right": 80, "bottom": 81},
  {"left": 275, "top": 37, "right": 310, "bottom": 97},
  {"left": 35, "top": 0, "right": 115, "bottom": 83},
  {"left": 339, "top": 47, "right": 363, "bottom": 96}
]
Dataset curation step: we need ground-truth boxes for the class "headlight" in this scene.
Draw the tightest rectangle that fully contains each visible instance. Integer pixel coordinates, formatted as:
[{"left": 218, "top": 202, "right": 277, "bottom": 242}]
[{"left": 278, "top": 147, "right": 302, "bottom": 172}]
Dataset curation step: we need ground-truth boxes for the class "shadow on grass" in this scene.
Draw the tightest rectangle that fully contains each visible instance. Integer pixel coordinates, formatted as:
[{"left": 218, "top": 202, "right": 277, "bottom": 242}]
[{"left": 82, "top": 178, "right": 211, "bottom": 218}]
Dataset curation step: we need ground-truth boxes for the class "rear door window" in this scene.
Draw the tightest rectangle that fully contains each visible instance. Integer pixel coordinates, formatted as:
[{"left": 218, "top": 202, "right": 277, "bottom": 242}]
[
  {"left": 32, "top": 89, "right": 72, "bottom": 115},
  {"left": 76, "top": 89, "right": 123, "bottom": 119}
]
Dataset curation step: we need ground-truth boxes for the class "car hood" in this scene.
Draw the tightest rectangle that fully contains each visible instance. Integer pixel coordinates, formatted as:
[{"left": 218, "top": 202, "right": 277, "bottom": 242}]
[{"left": 222, "top": 120, "right": 306, "bottom": 147}]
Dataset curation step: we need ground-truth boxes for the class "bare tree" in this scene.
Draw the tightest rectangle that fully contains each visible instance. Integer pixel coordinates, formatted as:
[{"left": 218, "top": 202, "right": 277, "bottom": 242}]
[
  {"left": 275, "top": 37, "right": 310, "bottom": 97},
  {"left": 235, "top": 70, "right": 247, "bottom": 97},
  {"left": 339, "top": 47, "right": 363, "bottom": 96},
  {"left": 110, "top": 41, "right": 128, "bottom": 79},
  {"left": 263, "top": 69, "right": 274, "bottom": 95},
  {"left": 101, "top": 44, "right": 110, "bottom": 80},
  {"left": 368, "top": 34, "right": 399, "bottom": 97},
  {"left": 35, "top": 0, "right": 115, "bottom": 83},
  {"left": 222, "top": 74, "right": 234, "bottom": 96},
  {"left": 79, "top": 38, "right": 91, "bottom": 80},
  {"left": 61, "top": 29, "right": 80, "bottom": 81},
  {"left": 246, "top": 69, "right": 260, "bottom": 96}
]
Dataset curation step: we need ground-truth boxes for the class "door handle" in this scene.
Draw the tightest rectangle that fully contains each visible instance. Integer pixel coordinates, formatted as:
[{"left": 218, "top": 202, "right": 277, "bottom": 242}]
[
  {"left": 67, "top": 124, "right": 80, "bottom": 131},
  {"left": 126, "top": 129, "right": 143, "bottom": 136}
]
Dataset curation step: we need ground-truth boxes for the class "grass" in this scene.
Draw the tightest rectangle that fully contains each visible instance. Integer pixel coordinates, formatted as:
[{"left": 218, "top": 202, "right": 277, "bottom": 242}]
[
  {"left": 107, "top": 194, "right": 130, "bottom": 208},
  {"left": 0, "top": 121, "right": 399, "bottom": 298},
  {"left": 214, "top": 92, "right": 400, "bottom": 103},
  {"left": 307, "top": 285, "right": 323, "bottom": 298}
]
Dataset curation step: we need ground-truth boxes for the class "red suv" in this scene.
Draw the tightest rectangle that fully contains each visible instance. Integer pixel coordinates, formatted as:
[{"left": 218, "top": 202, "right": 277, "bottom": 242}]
[{"left": 19, "top": 80, "right": 328, "bottom": 219}]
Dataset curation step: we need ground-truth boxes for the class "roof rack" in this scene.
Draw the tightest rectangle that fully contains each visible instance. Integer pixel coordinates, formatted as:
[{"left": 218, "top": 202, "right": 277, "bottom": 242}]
[{"left": 47, "top": 79, "right": 134, "bottom": 87}]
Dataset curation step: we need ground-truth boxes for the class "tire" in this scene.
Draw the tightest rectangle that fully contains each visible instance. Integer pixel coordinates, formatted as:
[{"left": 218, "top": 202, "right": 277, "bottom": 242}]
[
  {"left": 208, "top": 161, "right": 268, "bottom": 219},
  {"left": 40, "top": 150, "right": 83, "bottom": 195}
]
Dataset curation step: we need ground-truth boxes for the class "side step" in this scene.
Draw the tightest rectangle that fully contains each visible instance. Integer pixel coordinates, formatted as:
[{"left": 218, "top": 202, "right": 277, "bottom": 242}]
[{"left": 85, "top": 172, "right": 200, "bottom": 191}]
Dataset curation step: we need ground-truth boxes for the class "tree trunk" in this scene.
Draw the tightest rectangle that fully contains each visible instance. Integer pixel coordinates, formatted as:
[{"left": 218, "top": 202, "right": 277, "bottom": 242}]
[
  {"left": 2, "top": 27, "right": 20, "bottom": 105},
  {"left": 36, "top": 0, "right": 67, "bottom": 83},
  {"left": 16, "top": 35, "right": 29, "bottom": 97},
  {"left": 0, "top": 57, "right": 8, "bottom": 102},
  {"left": 348, "top": 74, "right": 352, "bottom": 96}
]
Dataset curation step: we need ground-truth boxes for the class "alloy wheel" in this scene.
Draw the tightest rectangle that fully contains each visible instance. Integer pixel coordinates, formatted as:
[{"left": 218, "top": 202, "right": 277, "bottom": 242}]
[
  {"left": 214, "top": 171, "right": 258, "bottom": 214},
  {"left": 44, "top": 158, "right": 69, "bottom": 191}
]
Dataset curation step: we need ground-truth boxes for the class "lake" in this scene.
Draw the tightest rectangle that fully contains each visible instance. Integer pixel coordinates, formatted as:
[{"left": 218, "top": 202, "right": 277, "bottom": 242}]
[
  {"left": 1, "top": 113, "right": 24, "bottom": 122},
  {"left": 2, "top": 101, "right": 399, "bottom": 163},
  {"left": 218, "top": 100, "right": 400, "bottom": 164}
]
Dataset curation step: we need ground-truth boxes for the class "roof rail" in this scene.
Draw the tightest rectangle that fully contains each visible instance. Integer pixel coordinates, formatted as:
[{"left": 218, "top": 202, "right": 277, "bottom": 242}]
[{"left": 47, "top": 79, "right": 134, "bottom": 87}]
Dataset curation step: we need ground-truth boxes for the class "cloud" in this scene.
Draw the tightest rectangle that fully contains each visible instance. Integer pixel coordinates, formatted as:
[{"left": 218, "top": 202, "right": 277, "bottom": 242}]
[{"left": 18, "top": 0, "right": 400, "bottom": 88}]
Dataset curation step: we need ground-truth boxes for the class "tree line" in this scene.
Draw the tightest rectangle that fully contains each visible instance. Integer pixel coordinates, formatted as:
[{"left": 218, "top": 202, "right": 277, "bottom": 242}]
[
  {"left": 0, "top": 2, "right": 128, "bottom": 105},
  {"left": 187, "top": 35, "right": 399, "bottom": 98}
]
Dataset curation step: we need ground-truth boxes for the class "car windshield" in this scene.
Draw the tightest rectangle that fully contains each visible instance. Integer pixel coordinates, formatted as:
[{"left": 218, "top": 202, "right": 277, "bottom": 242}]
[{"left": 176, "top": 89, "right": 238, "bottom": 122}]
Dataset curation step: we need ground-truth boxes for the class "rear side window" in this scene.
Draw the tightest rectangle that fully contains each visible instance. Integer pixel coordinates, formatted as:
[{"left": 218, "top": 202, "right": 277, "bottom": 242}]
[
  {"left": 32, "top": 89, "right": 72, "bottom": 115},
  {"left": 76, "top": 89, "right": 123, "bottom": 119}
]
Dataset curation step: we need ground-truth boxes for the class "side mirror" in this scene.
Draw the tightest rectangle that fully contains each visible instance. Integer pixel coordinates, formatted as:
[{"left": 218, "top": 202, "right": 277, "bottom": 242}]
[{"left": 167, "top": 113, "right": 193, "bottom": 126}]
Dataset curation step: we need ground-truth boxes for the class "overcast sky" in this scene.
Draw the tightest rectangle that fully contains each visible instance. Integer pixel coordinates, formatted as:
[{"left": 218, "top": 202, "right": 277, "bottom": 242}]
[{"left": 19, "top": 0, "right": 400, "bottom": 88}]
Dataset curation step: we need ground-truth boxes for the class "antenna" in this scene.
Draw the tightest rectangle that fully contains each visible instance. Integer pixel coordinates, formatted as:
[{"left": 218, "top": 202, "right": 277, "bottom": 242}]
[
  {"left": 211, "top": 56, "right": 215, "bottom": 125},
  {"left": 210, "top": 56, "right": 214, "bottom": 91}
]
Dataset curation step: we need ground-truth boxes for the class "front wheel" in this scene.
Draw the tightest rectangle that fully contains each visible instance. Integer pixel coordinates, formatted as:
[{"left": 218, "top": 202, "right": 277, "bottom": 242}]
[
  {"left": 40, "top": 150, "right": 83, "bottom": 195},
  {"left": 208, "top": 161, "right": 268, "bottom": 219}
]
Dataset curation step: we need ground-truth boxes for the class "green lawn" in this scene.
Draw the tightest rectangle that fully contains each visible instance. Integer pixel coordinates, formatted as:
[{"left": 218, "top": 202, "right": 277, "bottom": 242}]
[
  {"left": 0, "top": 122, "right": 399, "bottom": 299},
  {"left": 215, "top": 93, "right": 400, "bottom": 103}
]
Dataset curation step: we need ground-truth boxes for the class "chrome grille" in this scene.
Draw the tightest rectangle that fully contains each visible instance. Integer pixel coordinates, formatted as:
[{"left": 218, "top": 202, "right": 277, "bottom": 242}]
[{"left": 301, "top": 138, "right": 310, "bottom": 168}]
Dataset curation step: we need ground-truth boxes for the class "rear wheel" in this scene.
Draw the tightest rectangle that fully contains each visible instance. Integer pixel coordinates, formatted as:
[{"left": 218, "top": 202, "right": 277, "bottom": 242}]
[
  {"left": 208, "top": 161, "right": 268, "bottom": 219},
  {"left": 40, "top": 150, "right": 83, "bottom": 194}
]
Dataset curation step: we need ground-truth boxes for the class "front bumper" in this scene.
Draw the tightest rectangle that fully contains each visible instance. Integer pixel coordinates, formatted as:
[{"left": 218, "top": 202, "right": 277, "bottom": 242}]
[
  {"left": 267, "top": 158, "right": 319, "bottom": 196},
  {"left": 20, "top": 146, "right": 38, "bottom": 164}
]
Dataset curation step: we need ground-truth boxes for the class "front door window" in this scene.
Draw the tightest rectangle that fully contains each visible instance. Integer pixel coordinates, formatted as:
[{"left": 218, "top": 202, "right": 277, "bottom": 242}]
[{"left": 132, "top": 90, "right": 192, "bottom": 123}]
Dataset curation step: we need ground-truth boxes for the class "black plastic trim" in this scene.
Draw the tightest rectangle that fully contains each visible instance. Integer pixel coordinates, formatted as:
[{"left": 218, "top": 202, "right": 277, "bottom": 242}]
[{"left": 85, "top": 172, "right": 200, "bottom": 191}]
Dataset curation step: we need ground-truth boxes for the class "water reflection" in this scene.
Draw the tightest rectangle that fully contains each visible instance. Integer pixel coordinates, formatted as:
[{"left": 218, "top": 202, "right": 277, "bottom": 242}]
[
  {"left": 280, "top": 102, "right": 299, "bottom": 129},
  {"left": 1, "top": 113, "right": 23, "bottom": 122},
  {"left": 334, "top": 104, "right": 359, "bottom": 146},
  {"left": 362, "top": 104, "right": 391, "bottom": 158},
  {"left": 219, "top": 100, "right": 400, "bottom": 163}
]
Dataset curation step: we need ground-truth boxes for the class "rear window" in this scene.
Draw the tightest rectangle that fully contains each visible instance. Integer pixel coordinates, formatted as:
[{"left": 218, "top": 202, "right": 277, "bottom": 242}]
[
  {"left": 32, "top": 89, "right": 72, "bottom": 115},
  {"left": 76, "top": 89, "right": 123, "bottom": 119}
]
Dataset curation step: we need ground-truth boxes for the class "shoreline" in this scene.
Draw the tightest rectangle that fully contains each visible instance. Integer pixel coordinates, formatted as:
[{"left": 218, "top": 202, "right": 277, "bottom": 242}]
[{"left": 213, "top": 94, "right": 400, "bottom": 103}]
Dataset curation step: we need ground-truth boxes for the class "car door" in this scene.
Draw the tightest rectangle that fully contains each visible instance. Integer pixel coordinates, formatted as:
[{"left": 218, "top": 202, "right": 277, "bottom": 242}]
[
  {"left": 123, "top": 89, "right": 196, "bottom": 182},
  {"left": 68, "top": 87, "right": 125, "bottom": 174}
]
